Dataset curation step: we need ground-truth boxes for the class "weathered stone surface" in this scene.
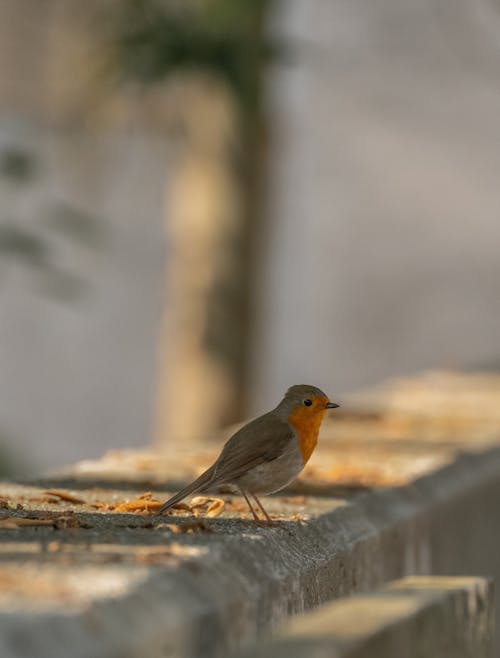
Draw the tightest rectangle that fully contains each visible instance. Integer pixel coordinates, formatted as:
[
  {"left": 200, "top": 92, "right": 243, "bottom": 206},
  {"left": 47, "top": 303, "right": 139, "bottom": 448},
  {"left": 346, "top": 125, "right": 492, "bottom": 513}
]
[
  {"left": 0, "top": 445, "right": 498, "bottom": 657},
  {"left": 0, "top": 371, "right": 499, "bottom": 657},
  {"left": 233, "top": 576, "right": 493, "bottom": 658}
]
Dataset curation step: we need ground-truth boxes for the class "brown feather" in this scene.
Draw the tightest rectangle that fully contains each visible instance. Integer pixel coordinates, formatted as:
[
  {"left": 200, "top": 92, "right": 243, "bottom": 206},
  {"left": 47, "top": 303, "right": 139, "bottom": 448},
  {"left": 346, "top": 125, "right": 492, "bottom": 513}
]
[{"left": 211, "top": 412, "right": 294, "bottom": 484}]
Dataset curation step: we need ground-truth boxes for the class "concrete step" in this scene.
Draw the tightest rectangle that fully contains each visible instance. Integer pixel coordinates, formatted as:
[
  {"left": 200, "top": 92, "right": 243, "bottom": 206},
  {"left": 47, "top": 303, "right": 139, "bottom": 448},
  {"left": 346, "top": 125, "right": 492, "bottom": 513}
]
[{"left": 232, "top": 576, "right": 493, "bottom": 658}]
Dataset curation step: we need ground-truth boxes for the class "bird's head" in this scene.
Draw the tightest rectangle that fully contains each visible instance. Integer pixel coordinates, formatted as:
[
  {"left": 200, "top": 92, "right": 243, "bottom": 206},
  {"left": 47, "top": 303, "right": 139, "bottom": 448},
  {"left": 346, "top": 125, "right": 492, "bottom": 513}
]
[
  {"left": 275, "top": 384, "right": 340, "bottom": 419},
  {"left": 275, "top": 384, "right": 340, "bottom": 462}
]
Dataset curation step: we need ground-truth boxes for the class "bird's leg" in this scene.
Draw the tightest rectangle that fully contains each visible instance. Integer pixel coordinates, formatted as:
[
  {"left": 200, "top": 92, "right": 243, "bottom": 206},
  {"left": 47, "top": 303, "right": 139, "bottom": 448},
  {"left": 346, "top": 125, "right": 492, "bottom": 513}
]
[
  {"left": 251, "top": 493, "right": 274, "bottom": 524},
  {"left": 238, "top": 487, "right": 260, "bottom": 522}
]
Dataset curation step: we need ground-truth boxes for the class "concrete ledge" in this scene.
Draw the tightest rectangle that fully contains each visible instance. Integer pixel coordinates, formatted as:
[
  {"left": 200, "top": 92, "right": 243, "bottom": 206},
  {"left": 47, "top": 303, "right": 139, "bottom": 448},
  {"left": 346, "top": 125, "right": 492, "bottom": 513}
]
[
  {"left": 0, "top": 447, "right": 498, "bottom": 657},
  {"left": 0, "top": 371, "right": 499, "bottom": 657},
  {"left": 232, "top": 576, "right": 493, "bottom": 658}
]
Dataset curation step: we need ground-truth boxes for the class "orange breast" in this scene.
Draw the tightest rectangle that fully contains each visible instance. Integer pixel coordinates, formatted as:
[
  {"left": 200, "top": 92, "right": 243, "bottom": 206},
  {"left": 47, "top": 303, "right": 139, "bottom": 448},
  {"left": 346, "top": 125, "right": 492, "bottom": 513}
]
[{"left": 288, "top": 405, "right": 327, "bottom": 464}]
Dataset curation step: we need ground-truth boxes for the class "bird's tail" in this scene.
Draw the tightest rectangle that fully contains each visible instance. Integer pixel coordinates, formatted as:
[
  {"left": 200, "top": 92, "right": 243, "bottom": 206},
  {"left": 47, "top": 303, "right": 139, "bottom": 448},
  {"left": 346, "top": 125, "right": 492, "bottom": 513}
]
[{"left": 156, "top": 464, "right": 216, "bottom": 515}]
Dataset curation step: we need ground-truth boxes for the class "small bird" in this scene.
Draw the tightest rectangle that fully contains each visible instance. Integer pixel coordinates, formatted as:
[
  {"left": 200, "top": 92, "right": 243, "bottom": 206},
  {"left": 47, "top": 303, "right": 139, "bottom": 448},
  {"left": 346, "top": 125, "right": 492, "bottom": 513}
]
[{"left": 157, "top": 384, "right": 339, "bottom": 522}]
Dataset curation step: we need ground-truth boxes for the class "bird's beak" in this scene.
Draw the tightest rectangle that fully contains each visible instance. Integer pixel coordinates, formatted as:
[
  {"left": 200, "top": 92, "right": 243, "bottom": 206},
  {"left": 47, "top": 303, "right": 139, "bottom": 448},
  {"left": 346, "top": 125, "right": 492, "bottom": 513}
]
[{"left": 326, "top": 401, "right": 340, "bottom": 409}]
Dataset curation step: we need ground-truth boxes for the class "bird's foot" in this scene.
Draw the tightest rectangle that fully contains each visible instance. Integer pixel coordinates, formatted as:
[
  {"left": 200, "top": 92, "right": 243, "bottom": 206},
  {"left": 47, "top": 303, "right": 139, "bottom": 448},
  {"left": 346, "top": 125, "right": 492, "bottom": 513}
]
[{"left": 254, "top": 517, "right": 280, "bottom": 528}]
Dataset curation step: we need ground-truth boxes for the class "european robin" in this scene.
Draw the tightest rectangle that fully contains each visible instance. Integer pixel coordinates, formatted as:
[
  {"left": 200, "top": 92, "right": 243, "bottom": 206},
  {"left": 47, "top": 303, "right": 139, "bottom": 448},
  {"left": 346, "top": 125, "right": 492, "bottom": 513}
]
[{"left": 157, "top": 385, "right": 339, "bottom": 522}]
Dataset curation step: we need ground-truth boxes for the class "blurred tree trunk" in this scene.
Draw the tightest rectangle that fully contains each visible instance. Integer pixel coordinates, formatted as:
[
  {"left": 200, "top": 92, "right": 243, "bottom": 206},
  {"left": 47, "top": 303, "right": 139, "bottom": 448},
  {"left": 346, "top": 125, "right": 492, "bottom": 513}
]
[
  {"left": 104, "top": 0, "right": 271, "bottom": 447},
  {"left": 153, "top": 8, "right": 268, "bottom": 447},
  {"left": 154, "top": 74, "right": 242, "bottom": 444}
]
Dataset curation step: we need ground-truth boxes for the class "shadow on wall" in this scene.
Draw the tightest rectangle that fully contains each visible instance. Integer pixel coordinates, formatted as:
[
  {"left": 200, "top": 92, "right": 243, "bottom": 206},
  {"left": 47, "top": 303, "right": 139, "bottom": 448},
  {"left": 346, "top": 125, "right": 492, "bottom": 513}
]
[{"left": 0, "top": 144, "right": 104, "bottom": 300}]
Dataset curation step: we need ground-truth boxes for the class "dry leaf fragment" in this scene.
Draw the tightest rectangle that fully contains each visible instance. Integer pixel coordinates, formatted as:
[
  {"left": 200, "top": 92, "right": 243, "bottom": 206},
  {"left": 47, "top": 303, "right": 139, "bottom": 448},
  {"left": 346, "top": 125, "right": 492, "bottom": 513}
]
[
  {"left": 28, "top": 496, "right": 61, "bottom": 504},
  {"left": 92, "top": 501, "right": 116, "bottom": 511},
  {"left": 0, "top": 513, "right": 87, "bottom": 530},
  {"left": 44, "top": 490, "right": 86, "bottom": 505},
  {"left": 205, "top": 499, "right": 225, "bottom": 518},
  {"left": 0, "top": 517, "right": 55, "bottom": 528},
  {"left": 113, "top": 499, "right": 163, "bottom": 513},
  {"left": 189, "top": 496, "right": 225, "bottom": 517},
  {"left": 171, "top": 501, "right": 191, "bottom": 511},
  {"left": 189, "top": 496, "right": 211, "bottom": 508}
]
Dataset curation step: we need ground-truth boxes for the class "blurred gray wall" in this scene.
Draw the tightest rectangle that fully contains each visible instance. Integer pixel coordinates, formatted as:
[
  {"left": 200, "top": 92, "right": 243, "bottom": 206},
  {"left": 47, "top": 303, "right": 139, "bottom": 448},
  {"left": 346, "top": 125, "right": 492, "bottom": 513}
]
[
  {"left": 0, "top": 129, "right": 167, "bottom": 471},
  {"left": 0, "top": 1, "right": 171, "bottom": 472},
  {"left": 250, "top": 0, "right": 500, "bottom": 411},
  {"left": 1, "top": 0, "right": 500, "bottom": 470}
]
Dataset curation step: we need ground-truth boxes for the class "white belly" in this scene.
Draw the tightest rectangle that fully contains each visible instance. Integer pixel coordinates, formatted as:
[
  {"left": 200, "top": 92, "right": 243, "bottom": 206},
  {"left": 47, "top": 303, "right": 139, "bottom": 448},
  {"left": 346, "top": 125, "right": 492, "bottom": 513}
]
[{"left": 234, "top": 440, "right": 304, "bottom": 495}]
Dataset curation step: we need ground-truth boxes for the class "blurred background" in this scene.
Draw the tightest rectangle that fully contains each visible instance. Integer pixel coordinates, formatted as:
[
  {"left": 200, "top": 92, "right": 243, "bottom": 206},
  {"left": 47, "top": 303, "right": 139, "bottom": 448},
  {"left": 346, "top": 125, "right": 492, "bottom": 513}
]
[{"left": 0, "top": 0, "right": 499, "bottom": 474}]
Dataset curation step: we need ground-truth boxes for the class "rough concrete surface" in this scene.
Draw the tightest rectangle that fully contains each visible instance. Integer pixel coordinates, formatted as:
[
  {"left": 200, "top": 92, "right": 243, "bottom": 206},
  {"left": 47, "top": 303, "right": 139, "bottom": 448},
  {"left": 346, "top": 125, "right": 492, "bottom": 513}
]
[
  {"left": 0, "top": 371, "right": 499, "bottom": 657},
  {"left": 0, "top": 448, "right": 498, "bottom": 658},
  {"left": 233, "top": 576, "right": 493, "bottom": 658}
]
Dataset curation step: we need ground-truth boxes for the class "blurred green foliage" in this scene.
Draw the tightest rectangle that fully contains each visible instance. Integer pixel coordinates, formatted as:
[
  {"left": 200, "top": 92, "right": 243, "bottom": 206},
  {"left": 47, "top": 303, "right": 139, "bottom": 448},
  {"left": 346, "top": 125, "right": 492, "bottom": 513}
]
[
  {"left": 105, "top": 0, "right": 276, "bottom": 113},
  {"left": 0, "top": 146, "right": 38, "bottom": 183}
]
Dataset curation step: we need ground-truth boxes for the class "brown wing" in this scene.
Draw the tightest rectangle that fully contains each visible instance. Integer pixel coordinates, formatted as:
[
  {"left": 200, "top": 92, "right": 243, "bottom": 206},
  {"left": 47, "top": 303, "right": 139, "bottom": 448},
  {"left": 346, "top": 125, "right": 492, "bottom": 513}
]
[{"left": 211, "top": 412, "right": 294, "bottom": 485}]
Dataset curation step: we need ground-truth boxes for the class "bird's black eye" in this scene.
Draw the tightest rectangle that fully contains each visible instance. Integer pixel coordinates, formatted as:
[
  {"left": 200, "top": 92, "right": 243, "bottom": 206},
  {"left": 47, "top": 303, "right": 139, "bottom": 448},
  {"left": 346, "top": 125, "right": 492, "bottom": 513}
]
[{"left": 303, "top": 399, "right": 312, "bottom": 406}]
